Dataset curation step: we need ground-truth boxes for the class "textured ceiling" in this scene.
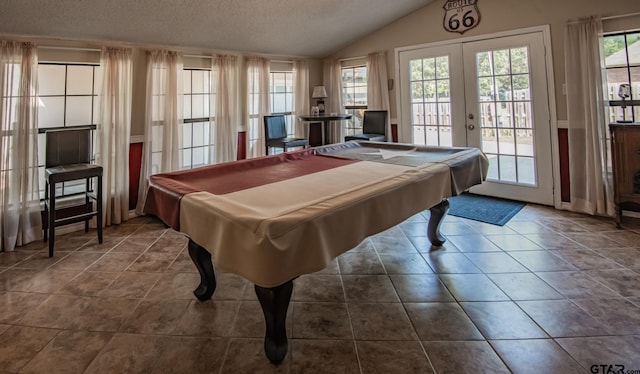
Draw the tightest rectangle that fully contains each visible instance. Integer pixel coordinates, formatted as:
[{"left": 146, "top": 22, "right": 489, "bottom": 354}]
[{"left": 0, "top": 0, "right": 434, "bottom": 58}]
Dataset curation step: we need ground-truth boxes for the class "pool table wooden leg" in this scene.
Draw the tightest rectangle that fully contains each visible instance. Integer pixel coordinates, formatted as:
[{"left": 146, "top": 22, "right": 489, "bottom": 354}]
[
  {"left": 188, "top": 240, "right": 217, "bottom": 301},
  {"left": 428, "top": 199, "right": 449, "bottom": 246},
  {"left": 255, "top": 280, "right": 293, "bottom": 365}
]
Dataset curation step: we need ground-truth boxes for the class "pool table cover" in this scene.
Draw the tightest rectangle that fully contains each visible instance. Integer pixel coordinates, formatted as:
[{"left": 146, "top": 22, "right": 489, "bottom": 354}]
[{"left": 144, "top": 141, "right": 488, "bottom": 287}]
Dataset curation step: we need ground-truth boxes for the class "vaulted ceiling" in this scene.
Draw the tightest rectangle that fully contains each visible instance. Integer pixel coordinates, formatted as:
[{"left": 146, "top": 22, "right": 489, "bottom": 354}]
[{"left": 0, "top": 0, "right": 435, "bottom": 57}]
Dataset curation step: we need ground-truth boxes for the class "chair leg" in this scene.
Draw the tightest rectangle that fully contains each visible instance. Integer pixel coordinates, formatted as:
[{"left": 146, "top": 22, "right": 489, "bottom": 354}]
[
  {"left": 48, "top": 182, "right": 56, "bottom": 257},
  {"left": 96, "top": 175, "right": 103, "bottom": 244},
  {"left": 85, "top": 179, "right": 90, "bottom": 232},
  {"left": 43, "top": 181, "right": 49, "bottom": 242}
]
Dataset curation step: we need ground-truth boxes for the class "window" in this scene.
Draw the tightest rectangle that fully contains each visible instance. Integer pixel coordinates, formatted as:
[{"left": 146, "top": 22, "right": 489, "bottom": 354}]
[
  {"left": 603, "top": 31, "right": 640, "bottom": 123},
  {"left": 269, "top": 71, "right": 294, "bottom": 139},
  {"left": 341, "top": 65, "right": 367, "bottom": 136},
  {"left": 181, "top": 68, "right": 215, "bottom": 169},
  {"left": 37, "top": 62, "right": 100, "bottom": 198}
]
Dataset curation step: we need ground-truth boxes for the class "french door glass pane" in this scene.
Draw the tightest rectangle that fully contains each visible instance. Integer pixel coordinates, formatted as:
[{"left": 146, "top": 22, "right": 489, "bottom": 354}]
[
  {"left": 409, "top": 56, "right": 452, "bottom": 146},
  {"left": 498, "top": 155, "right": 517, "bottom": 182},
  {"left": 496, "top": 103, "right": 513, "bottom": 128},
  {"left": 438, "top": 128, "right": 452, "bottom": 146},
  {"left": 511, "top": 48, "right": 529, "bottom": 73},
  {"left": 497, "top": 131, "right": 515, "bottom": 155},
  {"left": 515, "top": 130, "right": 534, "bottom": 157},
  {"left": 481, "top": 131, "right": 498, "bottom": 153},
  {"left": 413, "top": 126, "right": 426, "bottom": 145},
  {"left": 476, "top": 47, "right": 536, "bottom": 185},
  {"left": 517, "top": 157, "right": 536, "bottom": 184}
]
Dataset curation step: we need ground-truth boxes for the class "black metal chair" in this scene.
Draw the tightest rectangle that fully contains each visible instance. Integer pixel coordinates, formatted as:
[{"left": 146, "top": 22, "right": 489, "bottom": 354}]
[
  {"left": 43, "top": 127, "right": 103, "bottom": 257},
  {"left": 264, "top": 115, "right": 308, "bottom": 155},
  {"left": 345, "top": 110, "right": 388, "bottom": 142}
]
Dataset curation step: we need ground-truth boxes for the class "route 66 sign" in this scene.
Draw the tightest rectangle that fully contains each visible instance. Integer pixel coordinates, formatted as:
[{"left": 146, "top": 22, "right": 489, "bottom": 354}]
[{"left": 443, "top": 0, "right": 481, "bottom": 34}]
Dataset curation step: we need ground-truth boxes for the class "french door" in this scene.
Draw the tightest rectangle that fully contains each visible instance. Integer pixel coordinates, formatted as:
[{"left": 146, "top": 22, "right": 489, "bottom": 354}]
[{"left": 398, "top": 30, "right": 554, "bottom": 205}]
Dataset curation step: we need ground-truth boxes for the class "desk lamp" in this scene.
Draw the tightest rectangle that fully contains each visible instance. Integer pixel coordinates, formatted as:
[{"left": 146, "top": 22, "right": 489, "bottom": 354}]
[
  {"left": 312, "top": 86, "right": 328, "bottom": 115},
  {"left": 618, "top": 83, "right": 631, "bottom": 122}
]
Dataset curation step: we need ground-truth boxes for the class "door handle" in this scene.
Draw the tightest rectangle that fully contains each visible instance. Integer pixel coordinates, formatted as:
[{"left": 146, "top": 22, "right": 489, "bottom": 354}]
[{"left": 467, "top": 124, "right": 475, "bottom": 130}]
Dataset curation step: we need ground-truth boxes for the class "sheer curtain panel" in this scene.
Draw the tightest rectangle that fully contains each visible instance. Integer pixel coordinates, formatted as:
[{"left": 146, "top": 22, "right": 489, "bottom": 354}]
[
  {"left": 367, "top": 52, "right": 392, "bottom": 141},
  {"left": 565, "top": 17, "right": 613, "bottom": 216},
  {"left": 136, "top": 50, "right": 183, "bottom": 214},
  {"left": 97, "top": 47, "right": 133, "bottom": 225},
  {"left": 293, "top": 60, "right": 310, "bottom": 139},
  {"left": 213, "top": 55, "right": 239, "bottom": 163},
  {"left": 0, "top": 41, "right": 41, "bottom": 251},
  {"left": 323, "top": 59, "right": 345, "bottom": 144},
  {"left": 246, "top": 57, "right": 270, "bottom": 158}
]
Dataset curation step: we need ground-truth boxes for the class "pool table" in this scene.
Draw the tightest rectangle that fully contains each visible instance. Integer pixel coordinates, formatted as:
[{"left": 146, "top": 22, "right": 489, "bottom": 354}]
[{"left": 143, "top": 141, "right": 488, "bottom": 364}]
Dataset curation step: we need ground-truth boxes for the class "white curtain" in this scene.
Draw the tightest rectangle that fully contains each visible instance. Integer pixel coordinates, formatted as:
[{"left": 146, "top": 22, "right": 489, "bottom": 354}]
[
  {"left": 323, "top": 59, "right": 345, "bottom": 144},
  {"left": 367, "top": 52, "right": 392, "bottom": 141},
  {"left": 136, "top": 50, "right": 183, "bottom": 214},
  {"left": 565, "top": 17, "right": 613, "bottom": 216},
  {"left": 213, "top": 55, "right": 239, "bottom": 163},
  {"left": 293, "top": 60, "right": 310, "bottom": 139},
  {"left": 246, "top": 57, "right": 270, "bottom": 158},
  {"left": 0, "top": 41, "right": 41, "bottom": 251},
  {"left": 97, "top": 47, "right": 132, "bottom": 225}
]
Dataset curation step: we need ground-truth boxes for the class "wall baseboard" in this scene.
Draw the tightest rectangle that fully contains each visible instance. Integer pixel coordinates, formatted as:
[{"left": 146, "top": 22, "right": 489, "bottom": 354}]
[{"left": 559, "top": 201, "right": 640, "bottom": 220}]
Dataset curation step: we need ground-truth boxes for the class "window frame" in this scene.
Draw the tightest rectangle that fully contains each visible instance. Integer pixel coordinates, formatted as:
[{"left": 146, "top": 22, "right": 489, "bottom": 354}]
[{"left": 603, "top": 30, "right": 640, "bottom": 123}]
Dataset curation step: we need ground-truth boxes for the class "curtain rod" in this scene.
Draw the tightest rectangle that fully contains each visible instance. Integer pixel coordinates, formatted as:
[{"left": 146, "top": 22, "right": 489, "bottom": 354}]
[
  {"left": 39, "top": 47, "right": 294, "bottom": 63},
  {"left": 39, "top": 46, "right": 100, "bottom": 52},
  {"left": 184, "top": 54, "right": 212, "bottom": 59},
  {"left": 601, "top": 11, "right": 640, "bottom": 21},
  {"left": 568, "top": 11, "right": 640, "bottom": 24},
  {"left": 184, "top": 55, "right": 292, "bottom": 64}
]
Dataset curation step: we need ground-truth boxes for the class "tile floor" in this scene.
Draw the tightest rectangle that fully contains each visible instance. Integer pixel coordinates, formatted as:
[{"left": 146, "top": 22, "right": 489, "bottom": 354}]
[{"left": 1, "top": 205, "right": 640, "bottom": 373}]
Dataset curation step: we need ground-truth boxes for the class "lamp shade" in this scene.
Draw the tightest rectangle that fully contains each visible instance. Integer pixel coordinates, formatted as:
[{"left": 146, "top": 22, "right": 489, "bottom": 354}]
[{"left": 312, "top": 86, "right": 328, "bottom": 99}]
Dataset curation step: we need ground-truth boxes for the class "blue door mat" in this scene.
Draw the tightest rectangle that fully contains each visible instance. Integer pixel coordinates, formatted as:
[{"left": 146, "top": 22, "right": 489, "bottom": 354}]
[{"left": 447, "top": 193, "right": 525, "bottom": 226}]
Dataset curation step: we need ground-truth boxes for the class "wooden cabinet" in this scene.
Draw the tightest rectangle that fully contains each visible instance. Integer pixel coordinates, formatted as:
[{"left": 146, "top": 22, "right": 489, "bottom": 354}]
[{"left": 610, "top": 123, "right": 640, "bottom": 227}]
